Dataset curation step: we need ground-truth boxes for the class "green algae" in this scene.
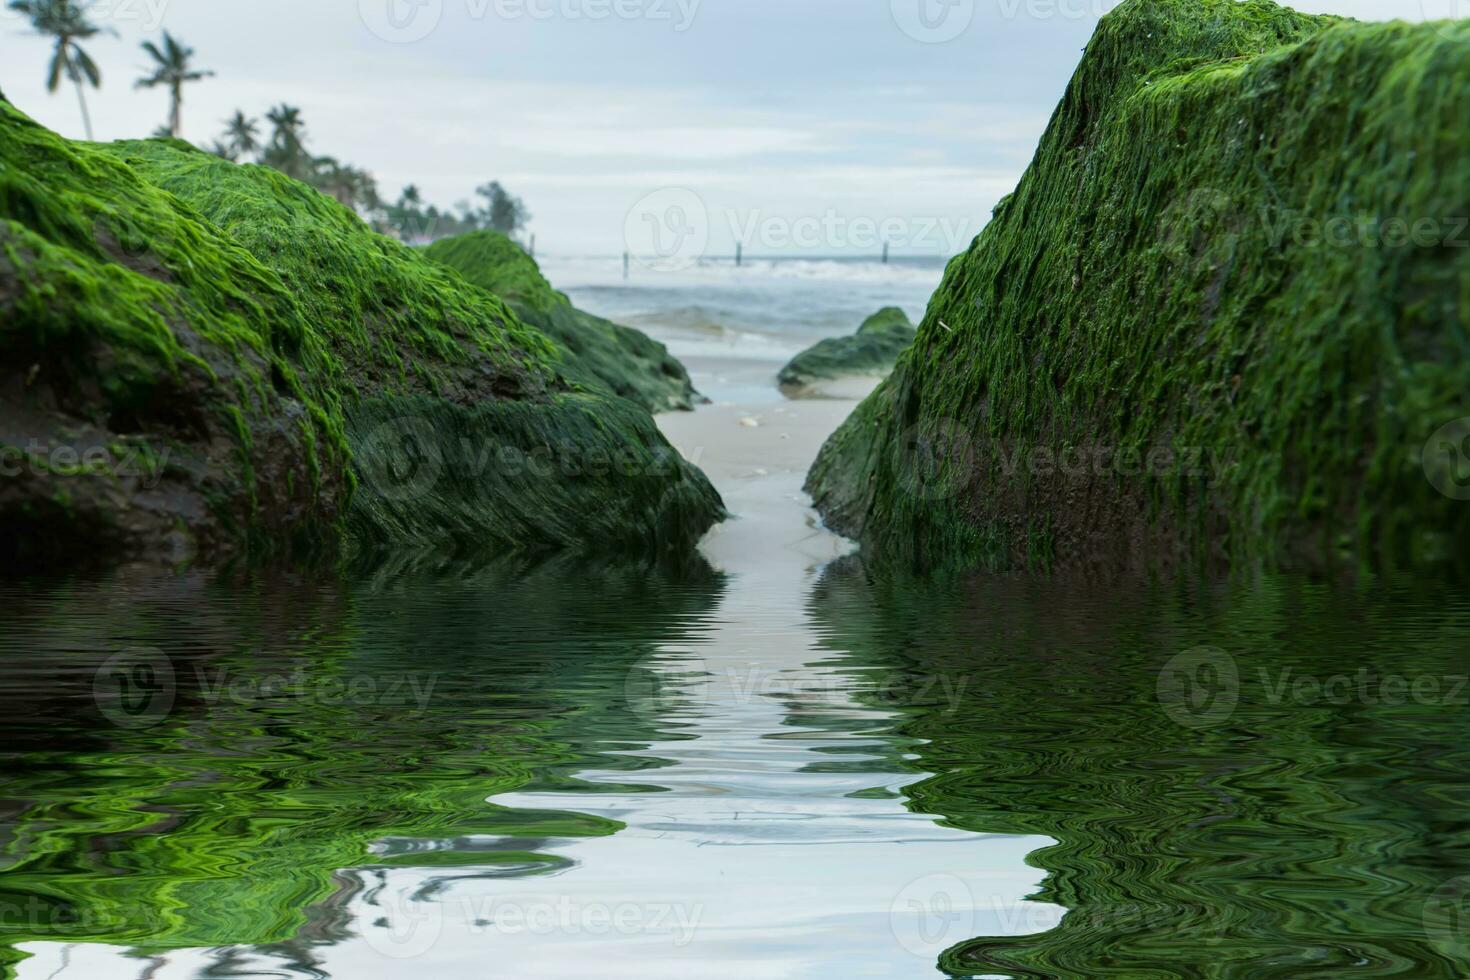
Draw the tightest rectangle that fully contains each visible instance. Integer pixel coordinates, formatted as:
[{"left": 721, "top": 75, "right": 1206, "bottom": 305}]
[
  {"left": 807, "top": 0, "right": 1470, "bottom": 574},
  {"left": 807, "top": 560, "right": 1470, "bottom": 978},
  {"left": 777, "top": 306, "right": 916, "bottom": 394},
  {"left": 0, "top": 556, "right": 724, "bottom": 967},
  {"left": 424, "top": 231, "right": 702, "bottom": 413},
  {"left": 0, "top": 106, "right": 722, "bottom": 568}
]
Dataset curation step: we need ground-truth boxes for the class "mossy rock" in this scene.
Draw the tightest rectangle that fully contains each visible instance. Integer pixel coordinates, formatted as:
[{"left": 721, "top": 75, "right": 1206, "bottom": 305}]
[
  {"left": 424, "top": 231, "right": 701, "bottom": 413},
  {"left": 0, "top": 105, "right": 722, "bottom": 571},
  {"left": 777, "top": 307, "right": 916, "bottom": 395},
  {"left": 807, "top": 0, "right": 1470, "bottom": 574}
]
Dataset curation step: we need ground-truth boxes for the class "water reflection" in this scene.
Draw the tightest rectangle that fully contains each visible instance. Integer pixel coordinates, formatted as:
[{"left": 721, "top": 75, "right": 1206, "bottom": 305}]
[
  {"left": 0, "top": 548, "right": 1054, "bottom": 979},
  {"left": 4, "top": 554, "right": 1470, "bottom": 978},
  {"left": 808, "top": 561, "right": 1470, "bottom": 979}
]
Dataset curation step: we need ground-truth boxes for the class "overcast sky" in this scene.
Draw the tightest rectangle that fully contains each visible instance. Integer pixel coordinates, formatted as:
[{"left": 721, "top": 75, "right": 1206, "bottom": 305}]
[{"left": 1, "top": 0, "right": 1442, "bottom": 256}]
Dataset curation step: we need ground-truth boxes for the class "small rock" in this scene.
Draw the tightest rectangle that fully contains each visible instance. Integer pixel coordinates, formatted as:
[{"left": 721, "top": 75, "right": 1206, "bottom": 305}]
[{"left": 739, "top": 417, "right": 760, "bottom": 428}]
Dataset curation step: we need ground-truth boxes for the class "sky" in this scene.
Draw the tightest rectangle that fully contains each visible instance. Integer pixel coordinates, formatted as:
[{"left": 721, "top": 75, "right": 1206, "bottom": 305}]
[{"left": 0, "top": 0, "right": 1446, "bottom": 257}]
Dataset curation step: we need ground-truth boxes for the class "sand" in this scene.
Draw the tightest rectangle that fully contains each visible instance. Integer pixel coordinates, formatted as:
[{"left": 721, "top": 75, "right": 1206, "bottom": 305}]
[{"left": 656, "top": 353, "right": 878, "bottom": 575}]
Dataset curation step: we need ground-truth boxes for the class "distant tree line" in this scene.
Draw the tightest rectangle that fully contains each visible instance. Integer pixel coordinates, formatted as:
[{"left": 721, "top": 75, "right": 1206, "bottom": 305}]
[{"left": 9, "top": 0, "right": 530, "bottom": 244}]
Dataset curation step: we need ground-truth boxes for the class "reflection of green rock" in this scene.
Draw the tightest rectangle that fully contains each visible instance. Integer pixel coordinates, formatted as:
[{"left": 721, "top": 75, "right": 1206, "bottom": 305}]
[
  {"left": 0, "top": 106, "right": 721, "bottom": 570},
  {"left": 425, "top": 231, "right": 701, "bottom": 413},
  {"left": 777, "top": 307, "right": 916, "bottom": 395},
  {"left": 808, "top": 0, "right": 1470, "bottom": 573},
  {"left": 0, "top": 554, "right": 725, "bottom": 966},
  {"left": 806, "top": 558, "right": 1470, "bottom": 978}
]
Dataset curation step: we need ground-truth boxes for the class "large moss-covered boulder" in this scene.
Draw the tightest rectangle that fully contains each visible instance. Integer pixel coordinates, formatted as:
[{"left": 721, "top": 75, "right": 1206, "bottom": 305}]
[
  {"left": 424, "top": 231, "right": 700, "bottom": 413},
  {"left": 808, "top": 0, "right": 1470, "bottom": 573},
  {"left": 777, "top": 307, "right": 915, "bottom": 395},
  {"left": 0, "top": 105, "right": 722, "bottom": 571}
]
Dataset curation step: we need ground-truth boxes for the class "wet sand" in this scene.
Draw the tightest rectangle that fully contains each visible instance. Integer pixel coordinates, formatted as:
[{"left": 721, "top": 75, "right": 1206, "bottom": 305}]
[{"left": 656, "top": 355, "right": 879, "bottom": 574}]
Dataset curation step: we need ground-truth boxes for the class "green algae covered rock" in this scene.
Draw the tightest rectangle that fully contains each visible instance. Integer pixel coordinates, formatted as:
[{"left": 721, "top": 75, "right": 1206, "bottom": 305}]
[
  {"left": 424, "top": 230, "right": 701, "bottom": 413},
  {"left": 0, "top": 105, "right": 722, "bottom": 570},
  {"left": 808, "top": 0, "right": 1470, "bottom": 574},
  {"left": 777, "top": 306, "right": 916, "bottom": 395}
]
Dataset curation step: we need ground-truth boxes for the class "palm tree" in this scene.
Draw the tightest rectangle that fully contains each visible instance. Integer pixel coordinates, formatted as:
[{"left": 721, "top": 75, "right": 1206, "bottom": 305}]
[
  {"left": 222, "top": 110, "right": 260, "bottom": 161},
  {"left": 135, "top": 31, "right": 214, "bottom": 138},
  {"left": 9, "top": 0, "right": 110, "bottom": 139},
  {"left": 263, "top": 103, "right": 309, "bottom": 179}
]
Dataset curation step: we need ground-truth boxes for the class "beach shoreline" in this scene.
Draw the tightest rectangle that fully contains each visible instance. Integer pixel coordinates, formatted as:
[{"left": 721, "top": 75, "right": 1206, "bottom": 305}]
[{"left": 656, "top": 352, "right": 879, "bottom": 577}]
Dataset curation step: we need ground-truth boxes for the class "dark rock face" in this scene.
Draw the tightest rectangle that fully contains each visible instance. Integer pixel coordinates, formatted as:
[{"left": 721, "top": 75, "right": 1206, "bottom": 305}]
[{"left": 807, "top": 0, "right": 1470, "bottom": 574}]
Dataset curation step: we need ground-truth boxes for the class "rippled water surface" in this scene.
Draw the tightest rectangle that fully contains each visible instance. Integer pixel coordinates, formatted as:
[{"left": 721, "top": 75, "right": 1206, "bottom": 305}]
[{"left": 2, "top": 560, "right": 1469, "bottom": 978}]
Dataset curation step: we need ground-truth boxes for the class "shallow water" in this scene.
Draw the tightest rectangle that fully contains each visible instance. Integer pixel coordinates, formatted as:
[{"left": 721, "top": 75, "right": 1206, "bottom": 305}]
[
  {"left": 4, "top": 257, "right": 1469, "bottom": 979},
  {"left": 539, "top": 254, "right": 946, "bottom": 362},
  {"left": 3, "top": 559, "right": 1470, "bottom": 978}
]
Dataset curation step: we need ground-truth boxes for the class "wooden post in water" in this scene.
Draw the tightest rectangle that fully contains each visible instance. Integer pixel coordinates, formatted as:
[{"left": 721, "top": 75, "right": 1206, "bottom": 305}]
[
  {"left": 736, "top": 242, "right": 743, "bottom": 267},
  {"left": 882, "top": 240, "right": 890, "bottom": 265},
  {"left": 623, "top": 251, "right": 630, "bottom": 280}
]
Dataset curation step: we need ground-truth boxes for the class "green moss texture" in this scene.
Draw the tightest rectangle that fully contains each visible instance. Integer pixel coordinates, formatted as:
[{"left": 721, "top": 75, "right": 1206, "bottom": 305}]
[
  {"left": 808, "top": 0, "right": 1470, "bottom": 574},
  {"left": 0, "top": 105, "right": 722, "bottom": 570},
  {"left": 425, "top": 231, "right": 701, "bottom": 413},
  {"left": 777, "top": 306, "right": 916, "bottom": 394}
]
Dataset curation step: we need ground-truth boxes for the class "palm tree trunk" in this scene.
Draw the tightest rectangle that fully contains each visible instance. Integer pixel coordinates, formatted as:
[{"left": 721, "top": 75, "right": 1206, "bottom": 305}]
[
  {"left": 170, "top": 83, "right": 181, "bottom": 138},
  {"left": 72, "top": 76, "right": 94, "bottom": 140}
]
